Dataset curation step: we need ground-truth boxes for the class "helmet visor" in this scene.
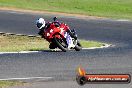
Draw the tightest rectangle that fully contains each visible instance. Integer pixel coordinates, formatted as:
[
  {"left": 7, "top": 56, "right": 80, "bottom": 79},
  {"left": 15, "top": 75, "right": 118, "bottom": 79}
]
[{"left": 37, "top": 23, "right": 43, "bottom": 29}]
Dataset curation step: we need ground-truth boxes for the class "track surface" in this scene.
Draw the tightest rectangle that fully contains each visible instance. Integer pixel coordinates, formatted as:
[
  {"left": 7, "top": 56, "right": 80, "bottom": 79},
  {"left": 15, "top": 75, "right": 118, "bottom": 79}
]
[{"left": 0, "top": 10, "right": 132, "bottom": 88}]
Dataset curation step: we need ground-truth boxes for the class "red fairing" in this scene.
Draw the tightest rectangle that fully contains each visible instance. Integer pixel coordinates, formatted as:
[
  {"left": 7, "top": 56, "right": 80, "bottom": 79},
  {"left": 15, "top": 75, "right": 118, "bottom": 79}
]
[
  {"left": 43, "top": 22, "right": 69, "bottom": 42},
  {"left": 60, "top": 23, "right": 69, "bottom": 31}
]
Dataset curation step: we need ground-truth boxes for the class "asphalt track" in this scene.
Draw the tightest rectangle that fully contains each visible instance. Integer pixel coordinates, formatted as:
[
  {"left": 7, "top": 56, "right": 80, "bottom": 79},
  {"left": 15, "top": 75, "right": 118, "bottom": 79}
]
[{"left": 0, "top": 10, "right": 132, "bottom": 88}]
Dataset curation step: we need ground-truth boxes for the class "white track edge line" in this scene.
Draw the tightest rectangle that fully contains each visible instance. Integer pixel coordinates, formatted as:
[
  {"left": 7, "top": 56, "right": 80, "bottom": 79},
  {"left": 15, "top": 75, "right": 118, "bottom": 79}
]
[
  {"left": 0, "top": 51, "right": 40, "bottom": 54},
  {"left": 0, "top": 44, "right": 112, "bottom": 54},
  {"left": 82, "top": 44, "right": 112, "bottom": 49},
  {"left": 0, "top": 77, "right": 53, "bottom": 81}
]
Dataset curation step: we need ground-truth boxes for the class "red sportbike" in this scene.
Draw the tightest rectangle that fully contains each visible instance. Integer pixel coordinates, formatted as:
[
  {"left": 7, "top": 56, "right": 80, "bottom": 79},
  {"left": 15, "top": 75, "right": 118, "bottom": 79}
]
[{"left": 43, "top": 20, "right": 82, "bottom": 52}]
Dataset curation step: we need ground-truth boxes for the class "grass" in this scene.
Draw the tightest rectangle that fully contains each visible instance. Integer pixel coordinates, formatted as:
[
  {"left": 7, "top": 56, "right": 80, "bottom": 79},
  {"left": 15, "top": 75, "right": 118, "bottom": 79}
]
[
  {"left": 0, "top": 81, "right": 25, "bottom": 88},
  {"left": 0, "top": 34, "right": 49, "bottom": 52},
  {"left": 0, "top": 0, "right": 132, "bottom": 19},
  {"left": 80, "top": 40, "right": 105, "bottom": 48},
  {"left": 0, "top": 34, "right": 105, "bottom": 52}
]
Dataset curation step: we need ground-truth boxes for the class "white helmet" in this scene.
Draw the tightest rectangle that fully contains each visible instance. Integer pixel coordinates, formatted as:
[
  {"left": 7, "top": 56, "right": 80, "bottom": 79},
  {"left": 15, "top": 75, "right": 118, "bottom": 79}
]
[{"left": 36, "top": 18, "right": 45, "bottom": 29}]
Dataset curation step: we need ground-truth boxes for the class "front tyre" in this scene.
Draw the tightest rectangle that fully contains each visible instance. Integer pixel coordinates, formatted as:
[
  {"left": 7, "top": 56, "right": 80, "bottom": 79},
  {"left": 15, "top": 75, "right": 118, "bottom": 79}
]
[{"left": 74, "top": 41, "right": 82, "bottom": 51}]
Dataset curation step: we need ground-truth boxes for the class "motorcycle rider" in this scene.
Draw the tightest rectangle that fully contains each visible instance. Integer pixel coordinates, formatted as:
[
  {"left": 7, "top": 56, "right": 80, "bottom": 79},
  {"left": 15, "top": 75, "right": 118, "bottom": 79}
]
[{"left": 36, "top": 17, "right": 76, "bottom": 49}]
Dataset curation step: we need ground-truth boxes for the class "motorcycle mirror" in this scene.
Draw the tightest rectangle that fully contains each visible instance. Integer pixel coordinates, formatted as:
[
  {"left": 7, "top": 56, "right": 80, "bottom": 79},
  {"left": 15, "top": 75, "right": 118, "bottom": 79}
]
[{"left": 53, "top": 17, "right": 57, "bottom": 21}]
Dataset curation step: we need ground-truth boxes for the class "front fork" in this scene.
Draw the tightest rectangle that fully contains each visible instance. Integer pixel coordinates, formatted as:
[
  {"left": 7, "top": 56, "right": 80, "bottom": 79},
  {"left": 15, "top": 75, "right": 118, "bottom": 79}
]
[{"left": 67, "top": 29, "right": 78, "bottom": 40}]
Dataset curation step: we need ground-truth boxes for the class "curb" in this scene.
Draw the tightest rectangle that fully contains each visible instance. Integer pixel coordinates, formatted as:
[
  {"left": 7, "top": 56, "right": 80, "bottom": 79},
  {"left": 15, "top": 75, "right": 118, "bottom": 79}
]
[{"left": 0, "top": 32, "right": 41, "bottom": 38}]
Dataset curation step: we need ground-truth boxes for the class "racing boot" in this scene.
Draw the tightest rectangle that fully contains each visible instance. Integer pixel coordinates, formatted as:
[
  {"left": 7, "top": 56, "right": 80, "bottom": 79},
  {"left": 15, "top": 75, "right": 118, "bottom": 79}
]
[{"left": 49, "top": 43, "right": 57, "bottom": 49}]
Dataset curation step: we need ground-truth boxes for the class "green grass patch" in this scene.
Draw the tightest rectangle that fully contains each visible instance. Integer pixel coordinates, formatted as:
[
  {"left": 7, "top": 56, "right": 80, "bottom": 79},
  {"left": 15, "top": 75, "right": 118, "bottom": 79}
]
[
  {"left": 0, "top": 34, "right": 105, "bottom": 52},
  {"left": 80, "top": 40, "right": 105, "bottom": 48},
  {"left": 0, "top": 0, "right": 132, "bottom": 19},
  {"left": 0, "top": 34, "right": 49, "bottom": 52},
  {"left": 0, "top": 81, "right": 25, "bottom": 88}
]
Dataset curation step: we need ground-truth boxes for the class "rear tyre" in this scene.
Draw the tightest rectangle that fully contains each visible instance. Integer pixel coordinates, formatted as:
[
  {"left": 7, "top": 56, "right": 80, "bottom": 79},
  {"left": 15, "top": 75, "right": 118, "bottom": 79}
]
[{"left": 53, "top": 37, "right": 67, "bottom": 52}]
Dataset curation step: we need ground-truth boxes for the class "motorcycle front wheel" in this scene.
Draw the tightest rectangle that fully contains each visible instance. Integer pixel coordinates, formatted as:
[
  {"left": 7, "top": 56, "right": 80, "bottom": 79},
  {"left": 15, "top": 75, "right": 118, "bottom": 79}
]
[{"left": 74, "top": 40, "right": 82, "bottom": 51}]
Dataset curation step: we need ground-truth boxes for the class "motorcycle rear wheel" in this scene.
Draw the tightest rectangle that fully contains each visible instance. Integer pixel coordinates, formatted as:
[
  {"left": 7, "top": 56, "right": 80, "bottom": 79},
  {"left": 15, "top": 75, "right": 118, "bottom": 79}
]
[{"left": 53, "top": 37, "right": 67, "bottom": 52}]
